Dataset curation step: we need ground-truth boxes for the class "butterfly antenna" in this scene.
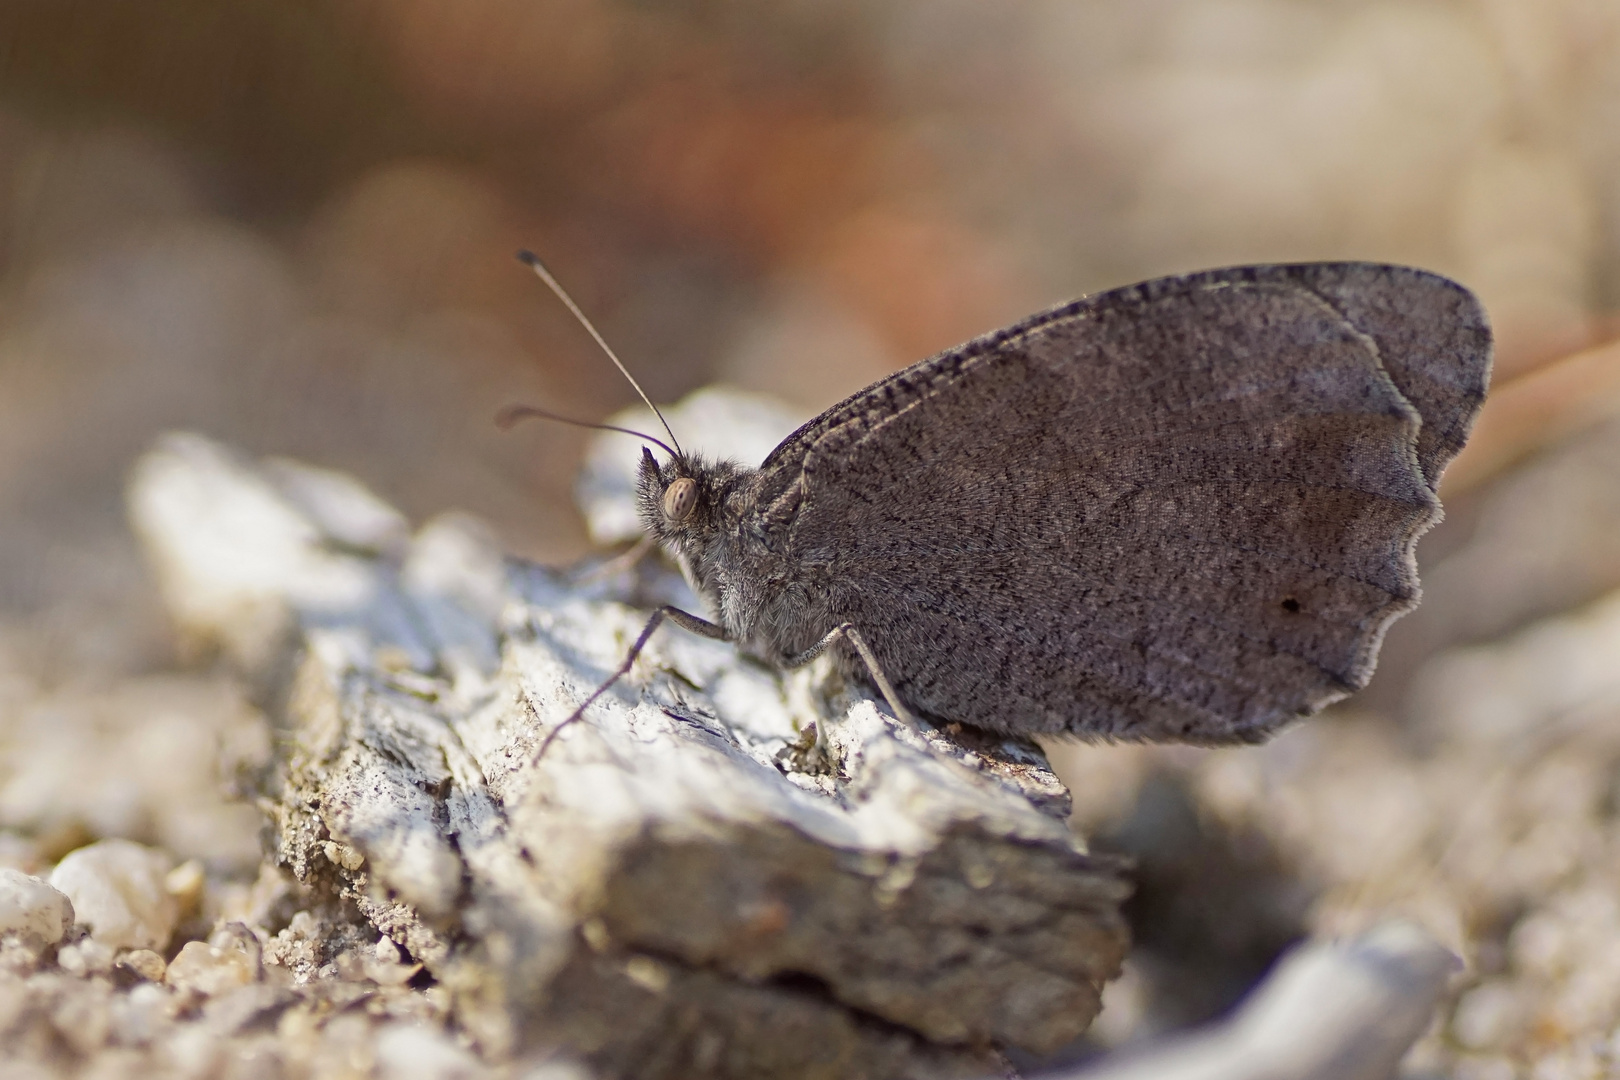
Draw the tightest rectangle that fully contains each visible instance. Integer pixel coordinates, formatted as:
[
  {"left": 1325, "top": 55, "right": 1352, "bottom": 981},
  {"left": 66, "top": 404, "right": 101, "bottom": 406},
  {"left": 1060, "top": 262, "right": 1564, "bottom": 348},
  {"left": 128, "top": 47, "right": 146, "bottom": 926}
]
[
  {"left": 495, "top": 404, "right": 680, "bottom": 460},
  {"left": 517, "top": 250, "right": 684, "bottom": 457}
]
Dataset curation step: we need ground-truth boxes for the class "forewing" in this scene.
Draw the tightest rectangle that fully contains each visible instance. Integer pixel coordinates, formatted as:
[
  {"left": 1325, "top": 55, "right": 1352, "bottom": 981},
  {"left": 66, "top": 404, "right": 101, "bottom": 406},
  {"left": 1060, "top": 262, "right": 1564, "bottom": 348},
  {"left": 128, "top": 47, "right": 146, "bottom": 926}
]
[{"left": 756, "top": 263, "right": 1490, "bottom": 742}]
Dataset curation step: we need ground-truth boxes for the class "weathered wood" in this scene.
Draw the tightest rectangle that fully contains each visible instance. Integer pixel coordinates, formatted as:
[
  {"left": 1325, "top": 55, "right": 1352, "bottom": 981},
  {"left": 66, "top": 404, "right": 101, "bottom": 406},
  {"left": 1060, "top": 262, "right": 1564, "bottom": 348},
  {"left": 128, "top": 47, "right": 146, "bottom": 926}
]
[{"left": 129, "top": 433, "right": 1131, "bottom": 1079}]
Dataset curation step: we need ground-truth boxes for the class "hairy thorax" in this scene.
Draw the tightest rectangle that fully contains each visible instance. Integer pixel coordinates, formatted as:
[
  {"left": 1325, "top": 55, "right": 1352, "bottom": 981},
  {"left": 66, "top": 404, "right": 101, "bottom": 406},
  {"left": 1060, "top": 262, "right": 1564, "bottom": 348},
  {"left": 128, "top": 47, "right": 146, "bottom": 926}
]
[{"left": 649, "top": 465, "right": 838, "bottom": 664}]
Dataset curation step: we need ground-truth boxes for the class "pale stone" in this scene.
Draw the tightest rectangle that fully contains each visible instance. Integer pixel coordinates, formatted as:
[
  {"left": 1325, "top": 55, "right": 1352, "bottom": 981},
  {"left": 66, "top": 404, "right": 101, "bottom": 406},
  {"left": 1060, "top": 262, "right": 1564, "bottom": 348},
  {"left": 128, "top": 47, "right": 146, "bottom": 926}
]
[
  {"left": 164, "top": 859, "right": 205, "bottom": 915},
  {"left": 364, "top": 936, "right": 422, "bottom": 987},
  {"left": 374, "top": 1023, "right": 488, "bottom": 1080},
  {"left": 117, "top": 948, "right": 168, "bottom": 983},
  {"left": 1452, "top": 980, "right": 1526, "bottom": 1051},
  {"left": 58, "top": 937, "right": 117, "bottom": 977},
  {"left": 128, "top": 431, "right": 1118, "bottom": 1070},
  {"left": 109, "top": 982, "right": 173, "bottom": 1048},
  {"left": 0, "top": 869, "right": 75, "bottom": 946},
  {"left": 165, "top": 939, "right": 258, "bottom": 997},
  {"left": 49, "top": 840, "right": 177, "bottom": 951}
]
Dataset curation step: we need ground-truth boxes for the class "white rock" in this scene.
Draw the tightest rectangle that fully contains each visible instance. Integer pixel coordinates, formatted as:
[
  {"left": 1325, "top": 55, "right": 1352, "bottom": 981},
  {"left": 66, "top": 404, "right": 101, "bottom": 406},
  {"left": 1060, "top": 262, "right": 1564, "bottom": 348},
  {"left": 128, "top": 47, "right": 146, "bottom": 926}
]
[
  {"left": 49, "top": 840, "right": 177, "bottom": 951},
  {"left": 165, "top": 938, "right": 258, "bottom": 997},
  {"left": 110, "top": 983, "right": 173, "bottom": 1047},
  {"left": 164, "top": 859, "right": 205, "bottom": 914},
  {"left": 57, "top": 937, "right": 117, "bottom": 976},
  {"left": 1452, "top": 980, "right": 1525, "bottom": 1050},
  {"left": 375, "top": 1024, "right": 487, "bottom": 1080},
  {"left": 117, "top": 948, "right": 168, "bottom": 982},
  {"left": 262, "top": 456, "right": 412, "bottom": 559},
  {"left": 0, "top": 869, "right": 74, "bottom": 945},
  {"left": 127, "top": 433, "right": 383, "bottom": 672},
  {"left": 515, "top": 1065, "right": 594, "bottom": 1080}
]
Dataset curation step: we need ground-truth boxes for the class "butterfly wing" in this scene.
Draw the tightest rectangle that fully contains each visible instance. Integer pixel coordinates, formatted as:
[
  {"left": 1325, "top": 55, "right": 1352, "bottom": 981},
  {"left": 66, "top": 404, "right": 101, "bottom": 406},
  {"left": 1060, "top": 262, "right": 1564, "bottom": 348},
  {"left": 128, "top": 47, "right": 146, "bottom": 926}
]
[{"left": 753, "top": 263, "right": 1490, "bottom": 742}]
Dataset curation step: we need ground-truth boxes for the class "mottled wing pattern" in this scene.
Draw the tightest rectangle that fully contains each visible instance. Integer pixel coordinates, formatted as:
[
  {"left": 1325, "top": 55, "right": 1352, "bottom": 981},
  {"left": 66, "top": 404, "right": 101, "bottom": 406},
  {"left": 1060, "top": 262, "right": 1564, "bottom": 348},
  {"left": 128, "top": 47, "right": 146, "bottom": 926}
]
[{"left": 755, "top": 263, "right": 1490, "bottom": 742}]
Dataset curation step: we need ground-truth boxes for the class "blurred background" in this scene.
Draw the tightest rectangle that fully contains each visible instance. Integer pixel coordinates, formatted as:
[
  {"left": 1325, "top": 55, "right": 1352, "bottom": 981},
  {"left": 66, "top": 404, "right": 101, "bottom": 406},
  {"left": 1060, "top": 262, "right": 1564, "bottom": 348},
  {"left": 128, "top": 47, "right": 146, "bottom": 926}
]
[{"left": 5, "top": 1, "right": 1620, "bottom": 1075}]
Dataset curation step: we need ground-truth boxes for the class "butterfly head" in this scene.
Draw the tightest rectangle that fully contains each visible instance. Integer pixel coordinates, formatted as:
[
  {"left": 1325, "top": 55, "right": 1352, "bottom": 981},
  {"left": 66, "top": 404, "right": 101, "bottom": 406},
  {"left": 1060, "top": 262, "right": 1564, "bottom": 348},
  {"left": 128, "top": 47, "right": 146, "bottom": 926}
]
[
  {"left": 635, "top": 446, "right": 753, "bottom": 588},
  {"left": 636, "top": 447, "right": 732, "bottom": 541}
]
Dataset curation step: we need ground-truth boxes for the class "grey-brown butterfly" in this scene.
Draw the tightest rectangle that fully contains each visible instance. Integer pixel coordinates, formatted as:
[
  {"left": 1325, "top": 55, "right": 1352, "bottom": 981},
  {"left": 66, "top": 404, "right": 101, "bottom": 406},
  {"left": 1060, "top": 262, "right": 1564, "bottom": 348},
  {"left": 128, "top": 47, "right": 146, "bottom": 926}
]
[{"left": 511, "top": 258, "right": 1490, "bottom": 747}]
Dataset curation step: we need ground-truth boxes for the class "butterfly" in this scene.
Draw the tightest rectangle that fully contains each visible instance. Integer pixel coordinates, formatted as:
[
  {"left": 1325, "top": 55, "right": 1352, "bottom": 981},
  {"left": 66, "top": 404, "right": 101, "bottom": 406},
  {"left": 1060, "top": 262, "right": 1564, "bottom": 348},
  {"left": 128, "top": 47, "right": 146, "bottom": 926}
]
[{"left": 511, "top": 258, "right": 1490, "bottom": 746}]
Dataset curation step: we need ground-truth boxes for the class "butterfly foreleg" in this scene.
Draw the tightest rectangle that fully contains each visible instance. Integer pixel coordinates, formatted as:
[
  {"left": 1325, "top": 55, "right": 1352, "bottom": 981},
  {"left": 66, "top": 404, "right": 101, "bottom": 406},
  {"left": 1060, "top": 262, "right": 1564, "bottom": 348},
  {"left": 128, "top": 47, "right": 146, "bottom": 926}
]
[
  {"left": 534, "top": 605, "right": 727, "bottom": 762},
  {"left": 785, "top": 623, "right": 918, "bottom": 729}
]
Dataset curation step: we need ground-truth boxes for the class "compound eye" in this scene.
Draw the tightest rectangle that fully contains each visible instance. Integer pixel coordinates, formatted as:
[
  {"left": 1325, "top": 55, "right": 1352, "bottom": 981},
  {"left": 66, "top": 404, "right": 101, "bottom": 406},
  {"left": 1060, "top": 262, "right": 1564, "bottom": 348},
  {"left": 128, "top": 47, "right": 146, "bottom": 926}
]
[{"left": 662, "top": 477, "right": 697, "bottom": 522}]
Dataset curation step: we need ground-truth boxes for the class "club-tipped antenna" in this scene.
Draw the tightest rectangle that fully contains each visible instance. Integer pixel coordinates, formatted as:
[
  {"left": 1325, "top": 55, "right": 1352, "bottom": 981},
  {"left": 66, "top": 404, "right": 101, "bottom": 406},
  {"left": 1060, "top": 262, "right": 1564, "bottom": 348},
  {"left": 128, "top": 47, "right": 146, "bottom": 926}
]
[
  {"left": 517, "top": 250, "right": 683, "bottom": 457},
  {"left": 495, "top": 403, "right": 679, "bottom": 459}
]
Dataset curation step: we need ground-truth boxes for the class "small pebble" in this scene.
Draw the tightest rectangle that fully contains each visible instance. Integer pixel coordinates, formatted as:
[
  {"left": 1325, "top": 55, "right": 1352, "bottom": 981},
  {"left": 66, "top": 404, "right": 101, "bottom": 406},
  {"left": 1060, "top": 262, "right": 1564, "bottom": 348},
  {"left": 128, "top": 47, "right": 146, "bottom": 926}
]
[
  {"left": 515, "top": 1066, "right": 594, "bottom": 1080},
  {"left": 374, "top": 1023, "right": 486, "bottom": 1080},
  {"left": 58, "top": 937, "right": 117, "bottom": 977},
  {"left": 117, "top": 948, "right": 168, "bottom": 982},
  {"left": 624, "top": 955, "right": 671, "bottom": 994},
  {"left": 166, "top": 938, "right": 259, "bottom": 997},
  {"left": 110, "top": 982, "right": 173, "bottom": 1046},
  {"left": 375, "top": 935, "right": 403, "bottom": 964},
  {"left": 358, "top": 935, "right": 422, "bottom": 986},
  {"left": 0, "top": 869, "right": 75, "bottom": 947},
  {"left": 164, "top": 860, "right": 206, "bottom": 915},
  {"left": 1452, "top": 980, "right": 1526, "bottom": 1050},
  {"left": 49, "top": 840, "right": 178, "bottom": 951},
  {"left": 50, "top": 976, "right": 115, "bottom": 1054},
  {"left": 371, "top": 960, "right": 423, "bottom": 987},
  {"left": 321, "top": 840, "right": 365, "bottom": 872}
]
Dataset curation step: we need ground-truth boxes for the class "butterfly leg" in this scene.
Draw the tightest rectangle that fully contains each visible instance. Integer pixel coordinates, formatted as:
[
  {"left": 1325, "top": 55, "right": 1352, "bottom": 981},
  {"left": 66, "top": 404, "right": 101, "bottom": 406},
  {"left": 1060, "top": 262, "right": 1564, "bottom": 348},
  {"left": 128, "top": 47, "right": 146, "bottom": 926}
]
[
  {"left": 534, "top": 605, "right": 726, "bottom": 763},
  {"left": 785, "top": 623, "right": 918, "bottom": 730}
]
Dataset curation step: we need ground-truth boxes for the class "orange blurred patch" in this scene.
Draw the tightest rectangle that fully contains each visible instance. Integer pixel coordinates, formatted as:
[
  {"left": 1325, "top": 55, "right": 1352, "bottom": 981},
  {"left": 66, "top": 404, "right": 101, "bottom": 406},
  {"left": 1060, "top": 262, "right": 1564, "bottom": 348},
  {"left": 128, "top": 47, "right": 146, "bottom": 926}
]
[
  {"left": 599, "top": 74, "right": 892, "bottom": 265},
  {"left": 1443, "top": 330, "right": 1620, "bottom": 496},
  {"left": 351, "top": 0, "right": 633, "bottom": 126},
  {"left": 304, "top": 160, "right": 524, "bottom": 317},
  {"left": 814, "top": 204, "right": 1028, "bottom": 363}
]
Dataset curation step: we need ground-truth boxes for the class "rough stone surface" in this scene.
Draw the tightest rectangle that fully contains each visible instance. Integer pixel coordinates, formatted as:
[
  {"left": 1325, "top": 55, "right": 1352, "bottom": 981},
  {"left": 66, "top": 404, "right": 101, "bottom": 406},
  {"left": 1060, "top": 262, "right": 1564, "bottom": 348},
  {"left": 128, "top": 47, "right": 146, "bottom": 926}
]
[{"left": 128, "top": 432, "right": 1132, "bottom": 1078}]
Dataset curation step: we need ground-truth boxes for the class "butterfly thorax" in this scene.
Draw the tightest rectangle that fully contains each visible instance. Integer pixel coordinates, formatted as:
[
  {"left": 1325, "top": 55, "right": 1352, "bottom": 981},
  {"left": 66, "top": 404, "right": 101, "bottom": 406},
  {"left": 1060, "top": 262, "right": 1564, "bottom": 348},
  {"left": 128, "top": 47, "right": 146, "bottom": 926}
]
[{"left": 635, "top": 448, "right": 797, "bottom": 651}]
